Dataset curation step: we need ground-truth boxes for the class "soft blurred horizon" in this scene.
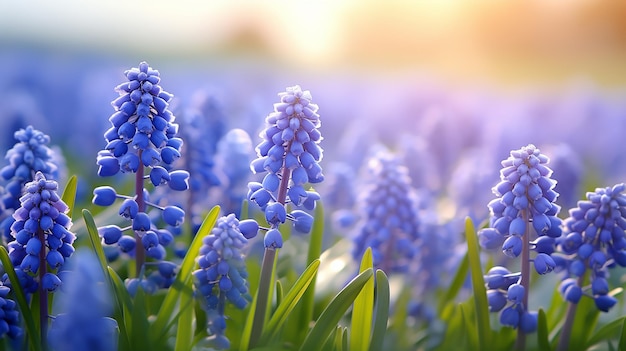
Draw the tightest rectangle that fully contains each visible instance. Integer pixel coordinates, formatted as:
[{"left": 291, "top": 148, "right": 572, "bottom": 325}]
[{"left": 1, "top": 0, "right": 626, "bottom": 88}]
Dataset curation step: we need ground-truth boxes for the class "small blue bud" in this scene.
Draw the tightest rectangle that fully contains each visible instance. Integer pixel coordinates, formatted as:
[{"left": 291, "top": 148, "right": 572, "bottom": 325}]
[
  {"left": 162, "top": 206, "right": 185, "bottom": 227},
  {"left": 264, "top": 229, "right": 283, "bottom": 249},
  {"left": 92, "top": 186, "right": 118, "bottom": 206}
]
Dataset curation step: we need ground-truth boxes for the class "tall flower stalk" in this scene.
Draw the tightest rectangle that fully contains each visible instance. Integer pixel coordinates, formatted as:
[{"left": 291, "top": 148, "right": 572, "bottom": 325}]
[
  {"left": 553, "top": 184, "right": 626, "bottom": 351},
  {"left": 478, "top": 144, "right": 561, "bottom": 349},
  {"left": 8, "top": 171, "right": 75, "bottom": 349},
  {"left": 246, "top": 85, "right": 323, "bottom": 346},
  {"left": 94, "top": 62, "right": 189, "bottom": 279}
]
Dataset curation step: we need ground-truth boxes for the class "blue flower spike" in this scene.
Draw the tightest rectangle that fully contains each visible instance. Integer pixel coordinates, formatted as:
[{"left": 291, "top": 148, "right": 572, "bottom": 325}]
[
  {"left": 478, "top": 144, "right": 561, "bottom": 342},
  {"left": 193, "top": 214, "right": 253, "bottom": 349},
  {"left": 93, "top": 61, "right": 190, "bottom": 284}
]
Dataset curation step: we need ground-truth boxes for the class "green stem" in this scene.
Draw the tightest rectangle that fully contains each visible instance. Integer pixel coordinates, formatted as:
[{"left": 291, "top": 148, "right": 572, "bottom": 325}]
[
  {"left": 135, "top": 150, "right": 146, "bottom": 277},
  {"left": 249, "top": 247, "right": 277, "bottom": 348}
]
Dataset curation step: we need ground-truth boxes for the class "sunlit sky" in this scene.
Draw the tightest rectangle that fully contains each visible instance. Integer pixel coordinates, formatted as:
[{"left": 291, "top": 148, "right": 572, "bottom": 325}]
[{"left": 1, "top": 0, "right": 626, "bottom": 86}]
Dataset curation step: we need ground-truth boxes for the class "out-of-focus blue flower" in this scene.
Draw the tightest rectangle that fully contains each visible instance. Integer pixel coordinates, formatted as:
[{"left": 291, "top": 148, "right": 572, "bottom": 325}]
[
  {"left": 352, "top": 151, "right": 420, "bottom": 274},
  {"left": 193, "top": 214, "right": 254, "bottom": 349},
  {"left": 214, "top": 128, "right": 253, "bottom": 218},
  {"left": 320, "top": 162, "right": 359, "bottom": 231},
  {"left": 7, "top": 171, "right": 75, "bottom": 292},
  {"left": 546, "top": 143, "right": 584, "bottom": 210},
  {"left": 0, "top": 125, "right": 61, "bottom": 243},
  {"left": 248, "top": 85, "right": 324, "bottom": 247},
  {"left": 49, "top": 249, "right": 118, "bottom": 351},
  {"left": 553, "top": 183, "right": 626, "bottom": 312},
  {"left": 0, "top": 283, "right": 22, "bottom": 339}
]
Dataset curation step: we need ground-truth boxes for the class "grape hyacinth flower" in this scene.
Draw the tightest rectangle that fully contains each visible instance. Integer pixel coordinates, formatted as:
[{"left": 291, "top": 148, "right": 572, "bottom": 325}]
[
  {"left": 553, "top": 184, "right": 626, "bottom": 351},
  {"left": 93, "top": 61, "right": 189, "bottom": 279},
  {"left": 0, "top": 125, "right": 60, "bottom": 243},
  {"left": 352, "top": 151, "right": 420, "bottom": 274},
  {"left": 48, "top": 249, "right": 118, "bottom": 351},
  {"left": 193, "top": 214, "right": 255, "bottom": 350},
  {"left": 214, "top": 128, "right": 254, "bottom": 218},
  {"left": 478, "top": 144, "right": 561, "bottom": 348},
  {"left": 246, "top": 85, "right": 324, "bottom": 346},
  {"left": 8, "top": 171, "right": 75, "bottom": 345},
  {"left": 0, "top": 282, "right": 22, "bottom": 340}
]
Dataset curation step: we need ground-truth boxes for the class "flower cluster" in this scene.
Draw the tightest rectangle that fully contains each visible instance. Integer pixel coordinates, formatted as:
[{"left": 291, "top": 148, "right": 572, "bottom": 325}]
[
  {"left": 478, "top": 144, "right": 561, "bottom": 333},
  {"left": 553, "top": 183, "right": 626, "bottom": 312},
  {"left": 0, "top": 283, "right": 22, "bottom": 339},
  {"left": 48, "top": 250, "right": 118, "bottom": 351},
  {"left": 214, "top": 128, "right": 253, "bottom": 218},
  {"left": 1, "top": 126, "right": 60, "bottom": 242},
  {"left": 352, "top": 151, "right": 420, "bottom": 274},
  {"left": 193, "top": 214, "right": 257, "bottom": 349},
  {"left": 484, "top": 266, "right": 537, "bottom": 332},
  {"left": 248, "top": 85, "right": 323, "bottom": 247},
  {"left": 8, "top": 171, "right": 75, "bottom": 292},
  {"left": 96, "top": 61, "right": 185, "bottom": 182},
  {"left": 92, "top": 62, "right": 189, "bottom": 282}
]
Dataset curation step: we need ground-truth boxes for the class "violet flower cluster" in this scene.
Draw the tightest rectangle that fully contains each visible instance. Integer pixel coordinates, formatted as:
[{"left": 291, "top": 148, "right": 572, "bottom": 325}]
[
  {"left": 8, "top": 171, "right": 75, "bottom": 292},
  {"left": 0, "top": 283, "right": 22, "bottom": 339},
  {"left": 1, "top": 126, "right": 60, "bottom": 242},
  {"left": 92, "top": 61, "right": 189, "bottom": 285},
  {"left": 553, "top": 183, "right": 626, "bottom": 312},
  {"left": 352, "top": 151, "right": 420, "bottom": 274},
  {"left": 247, "top": 85, "right": 323, "bottom": 247},
  {"left": 478, "top": 144, "right": 561, "bottom": 333},
  {"left": 193, "top": 214, "right": 257, "bottom": 350}
]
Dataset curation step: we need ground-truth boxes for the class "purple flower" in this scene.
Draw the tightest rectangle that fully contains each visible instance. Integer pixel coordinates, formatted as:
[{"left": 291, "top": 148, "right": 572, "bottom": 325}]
[
  {"left": 8, "top": 172, "right": 74, "bottom": 292},
  {"left": 193, "top": 214, "right": 253, "bottom": 349},
  {"left": 352, "top": 151, "right": 420, "bottom": 274},
  {"left": 553, "top": 183, "right": 626, "bottom": 312},
  {"left": 248, "top": 85, "right": 324, "bottom": 247}
]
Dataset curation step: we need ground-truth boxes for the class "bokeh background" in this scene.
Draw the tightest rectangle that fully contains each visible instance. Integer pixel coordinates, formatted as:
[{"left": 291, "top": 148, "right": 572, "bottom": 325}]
[{"left": 1, "top": 0, "right": 626, "bottom": 222}]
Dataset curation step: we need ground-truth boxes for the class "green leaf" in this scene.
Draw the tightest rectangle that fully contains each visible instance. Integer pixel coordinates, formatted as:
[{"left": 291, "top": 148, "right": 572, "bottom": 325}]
[
  {"left": 261, "top": 260, "right": 320, "bottom": 343},
  {"left": 586, "top": 316, "right": 626, "bottom": 348},
  {"left": 459, "top": 302, "right": 479, "bottom": 350},
  {"left": 617, "top": 318, "right": 626, "bottom": 350},
  {"left": 537, "top": 309, "right": 551, "bottom": 351},
  {"left": 0, "top": 246, "right": 42, "bottom": 351},
  {"left": 152, "top": 206, "right": 220, "bottom": 340},
  {"left": 174, "top": 275, "right": 195, "bottom": 351},
  {"left": 350, "top": 248, "right": 375, "bottom": 351},
  {"left": 299, "top": 268, "right": 374, "bottom": 351},
  {"left": 464, "top": 217, "right": 490, "bottom": 350},
  {"left": 107, "top": 267, "right": 132, "bottom": 351},
  {"left": 131, "top": 287, "right": 151, "bottom": 351},
  {"left": 275, "top": 280, "right": 284, "bottom": 312},
  {"left": 296, "top": 203, "right": 325, "bottom": 342},
  {"left": 60, "top": 175, "right": 77, "bottom": 218},
  {"left": 82, "top": 209, "right": 109, "bottom": 277},
  {"left": 369, "top": 270, "right": 389, "bottom": 351}
]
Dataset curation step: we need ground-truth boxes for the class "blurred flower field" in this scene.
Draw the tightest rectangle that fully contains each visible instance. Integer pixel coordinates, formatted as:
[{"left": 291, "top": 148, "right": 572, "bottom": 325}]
[{"left": 0, "top": 28, "right": 626, "bottom": 351}]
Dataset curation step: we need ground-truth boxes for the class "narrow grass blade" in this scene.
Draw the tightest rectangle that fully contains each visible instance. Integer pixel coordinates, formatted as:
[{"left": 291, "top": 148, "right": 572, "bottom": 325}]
[
  {"left": 275, "top": 280, "right": 284, "bottom": 312},
  {"left": 261, "top": 259, "right": 320, "bottom": 343},
  {"left": 299, "top": 268, "right": 374, "bottom": 351},
  {"left": 350, "top": 248, "right": 374, "bottom": 351},
  {"left": 586, "top": 316, "right": 626, "bottom": 348},
  {"left": 131, "top": 288, "right": 151, "bottom": 351},
  {"left": 617, "top": 318, "right": 626, "bottom": 350},
  {"left": 60, "top": 175, "right": 77, "bottom": 217},
  {"left": 369, "top": 270, "right": 389, "bottom": 351},
  {"left": 0, "top": 247, "right": 42, "bottom": 351},
  {"left": 107, "top": 267, "right": 132, "bottom": 351},
  {"left": 464, "top": 217, "right": 490, "bottom": 350},
  {"left": 537, "top": 309, "right": 551, "bottom": 351},
  {"left": 297, "top": 203, "right": 325, "bottom": 340},
  {"left": 152, "top": 206, "right": 220, "bottom": 339},
  {"left": 175, "top": 275, "right": 195, "bottom": 351},
  {"left": 82, "top": 209, "right": 109, "bottom": 276}
]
